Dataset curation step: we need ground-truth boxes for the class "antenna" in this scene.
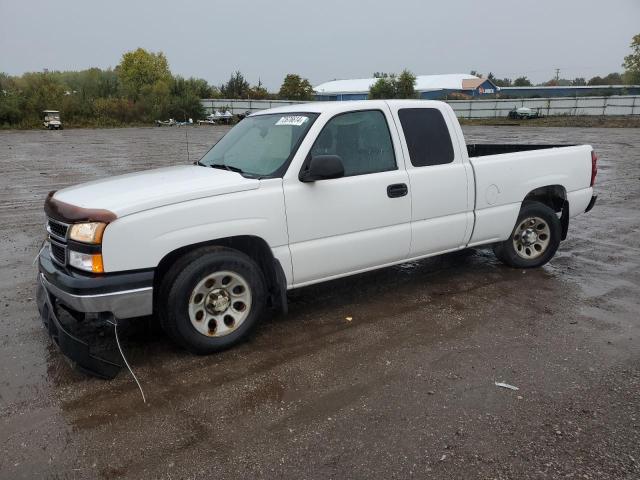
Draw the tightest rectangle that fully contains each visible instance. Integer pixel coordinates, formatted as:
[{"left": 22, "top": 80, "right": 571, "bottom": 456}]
[{"left": 183, "top": 110, "right": 190, "bottom": 163}]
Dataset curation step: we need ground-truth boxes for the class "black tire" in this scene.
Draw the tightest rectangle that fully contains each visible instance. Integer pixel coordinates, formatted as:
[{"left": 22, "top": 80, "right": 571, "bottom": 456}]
[
  {"left": 493, "top": 201, "right": 561, "bottom": 268},
  {"left": 159, "top": 246, "right": 266, "bottom": 354}
]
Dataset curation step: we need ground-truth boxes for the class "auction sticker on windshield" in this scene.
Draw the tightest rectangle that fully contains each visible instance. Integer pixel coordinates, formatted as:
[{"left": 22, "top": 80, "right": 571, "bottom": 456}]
[{"left": 275, "top": 115, "right": 309, "bottom": 126}]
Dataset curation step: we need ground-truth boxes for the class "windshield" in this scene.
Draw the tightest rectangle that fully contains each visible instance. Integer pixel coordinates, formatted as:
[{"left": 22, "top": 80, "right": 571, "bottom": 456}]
[
  {"left": 198, "top": 113, "right": 318, "bottom": 177},
  {"left": 45, "top": 113, "right": 60, "bottom": 120}
]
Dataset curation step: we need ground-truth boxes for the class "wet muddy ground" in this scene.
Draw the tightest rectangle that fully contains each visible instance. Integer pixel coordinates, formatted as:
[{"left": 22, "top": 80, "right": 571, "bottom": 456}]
[{"left": 0, "top": 125, "right": 638, "bottom": 479}]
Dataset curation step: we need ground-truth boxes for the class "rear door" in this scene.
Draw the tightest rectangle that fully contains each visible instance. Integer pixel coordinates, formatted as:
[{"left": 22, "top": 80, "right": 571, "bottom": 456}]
[
  {"left": 390, "top": 103, "right": 474, "bottom": 257},
  {"left": 283, "top": 107, "right": 411, "bottom": 286}
]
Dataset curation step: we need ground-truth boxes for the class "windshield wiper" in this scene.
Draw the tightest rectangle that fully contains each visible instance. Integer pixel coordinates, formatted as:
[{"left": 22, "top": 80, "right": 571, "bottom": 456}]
[{"left": 209, "top": 163, "right": 245, "bottom": 174}]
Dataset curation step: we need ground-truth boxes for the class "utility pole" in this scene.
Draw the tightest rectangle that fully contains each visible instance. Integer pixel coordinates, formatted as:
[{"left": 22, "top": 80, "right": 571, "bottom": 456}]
[{"left": 555, "top": 68, "right": 560, "bottom": 82}]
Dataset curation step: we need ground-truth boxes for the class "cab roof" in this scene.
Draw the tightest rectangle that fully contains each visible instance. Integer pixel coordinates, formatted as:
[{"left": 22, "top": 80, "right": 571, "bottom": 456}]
[{"left": 251, "top": 100, "right": 447, "bottom": 117}]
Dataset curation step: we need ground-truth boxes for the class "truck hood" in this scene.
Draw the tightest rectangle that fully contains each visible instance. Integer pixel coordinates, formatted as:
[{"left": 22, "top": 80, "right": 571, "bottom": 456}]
[{"left": 53, "top": 165, "right": 260, "bottom": 217}]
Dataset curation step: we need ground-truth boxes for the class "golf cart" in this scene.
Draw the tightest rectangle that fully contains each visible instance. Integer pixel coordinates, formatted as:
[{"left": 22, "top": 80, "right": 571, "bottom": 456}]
[{"left": 43, "top": 110, "right": 63, "bottom": 130}]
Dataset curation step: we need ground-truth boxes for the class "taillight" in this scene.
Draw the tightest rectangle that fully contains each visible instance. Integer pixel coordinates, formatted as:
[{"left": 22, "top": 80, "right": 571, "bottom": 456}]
[{"left": 590, "top": 150, "right": 598, "bottom": 186}]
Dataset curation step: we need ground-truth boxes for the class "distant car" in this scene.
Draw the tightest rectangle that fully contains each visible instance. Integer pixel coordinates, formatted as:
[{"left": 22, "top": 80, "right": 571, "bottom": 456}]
[
  {"left": 43, "top": 110, "right": 63, "bottom": 130},
  {"left": 210, "top": 110, "right": 234, "bottom": 124},
  {"left": 197, "top": 118, "right": 216, "bottom": 125},
  {"left": 508, "top": 107, "right": 542, "bottom": 120},
  {"left": 155, "top": 119, "right": 176, "bottom": 127}
]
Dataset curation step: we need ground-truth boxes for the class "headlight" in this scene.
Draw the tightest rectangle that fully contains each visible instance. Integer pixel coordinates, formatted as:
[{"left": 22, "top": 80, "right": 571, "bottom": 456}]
[
  {"left": 69, "top": 222, "right": 106, "bottom": 244},
  {"left": 69, "top": 251, "right": 104, "bottom": 273}
]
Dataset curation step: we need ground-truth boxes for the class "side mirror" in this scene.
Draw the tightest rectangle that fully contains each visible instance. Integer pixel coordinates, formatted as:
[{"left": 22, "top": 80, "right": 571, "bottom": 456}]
[{"left": 300, "top": 155, "right": 345, "bottom": 182}]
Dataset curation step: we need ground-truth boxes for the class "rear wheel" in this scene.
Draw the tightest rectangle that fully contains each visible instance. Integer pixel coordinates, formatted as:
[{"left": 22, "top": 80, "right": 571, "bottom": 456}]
[
  {"left": 159, "top": 247, "right": 266, "bottom": 354},
  {"left": 493, "top": 201, "right": 561, "bottom": 268}
]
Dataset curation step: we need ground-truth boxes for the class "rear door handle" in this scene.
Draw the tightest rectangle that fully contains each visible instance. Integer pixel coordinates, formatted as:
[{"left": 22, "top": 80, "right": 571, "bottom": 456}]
[{"left": 387, "top": 183, "right": 408, "bottom": 198}]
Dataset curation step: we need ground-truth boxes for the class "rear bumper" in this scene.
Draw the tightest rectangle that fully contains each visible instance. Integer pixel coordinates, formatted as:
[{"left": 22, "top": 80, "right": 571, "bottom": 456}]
[
  {"left": 38, "top": 249, "right": 154, "bottom": 319},
  {"left": 585, "top": 195, "right": 597, "bottom": 213},
  {"left": 567, "top": 188, "right": 595, "bottom": 218}
]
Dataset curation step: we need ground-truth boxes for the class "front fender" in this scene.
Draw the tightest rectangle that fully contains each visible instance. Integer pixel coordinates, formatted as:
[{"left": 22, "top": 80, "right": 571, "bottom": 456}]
[{"left": 101, "top": 181, "right": 289, "bottom": 273}]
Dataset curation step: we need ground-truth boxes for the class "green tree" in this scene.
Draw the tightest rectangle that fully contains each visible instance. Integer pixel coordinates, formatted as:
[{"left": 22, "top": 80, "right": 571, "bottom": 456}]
[
  {"left": 278, "top": 74, "right": 315, "bottom": 100},
  {"left": 0, "top": 74, "right": 24, "bottom": 125},
  {"left": 183, "top": 77, "right": 216, "bottom": 98},
  {"left": 368, "top": 70, "right": 416, "bottom": 99},
  {"left": 249, "top": 79, "right": 270, "bottom": 99},
  {"left": 368, "top": 76, "right": 396, "bottom": 99},
  {"left": 623, "top": 34, "right": 640, "bottom": 84},
  {"left": 117, "top": 48, "right": 171, "bottom": 99},
  {"left": 19, "top": 72, "right": 66, "bottom": 119},
  {"left": 139, "top": 79, "right": 171, "bottom": 120},
  {"left": 487, "top": 73, "right": 511, "bottom": 87},
  {"left": 220, "top": 71, "right": 250, "bottom": 99},
  {"left": 513, "top": 76, "right": 532, "bottom": 87},
  {"left": 395, "top": 69, "right": 417, "bottom": 99},
  {"left": 588, "top": 73, "right": 624, "bottom": 86}
]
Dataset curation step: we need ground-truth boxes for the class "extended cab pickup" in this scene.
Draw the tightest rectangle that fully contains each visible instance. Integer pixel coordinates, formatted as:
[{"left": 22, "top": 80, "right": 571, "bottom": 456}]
[{"left": 37, "top": 100, "right": 597, "bottom": 376}]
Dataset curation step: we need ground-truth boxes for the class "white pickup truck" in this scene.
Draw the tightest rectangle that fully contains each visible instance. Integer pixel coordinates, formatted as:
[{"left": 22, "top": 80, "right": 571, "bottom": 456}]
[{"left": 37, "top": 100, "right": 597, "bottom": 377}]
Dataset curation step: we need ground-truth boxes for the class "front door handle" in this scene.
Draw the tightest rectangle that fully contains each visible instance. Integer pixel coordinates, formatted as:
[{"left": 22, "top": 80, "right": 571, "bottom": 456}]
[{"left": 387, "top": 183, "right": 408, "bottom": 198}]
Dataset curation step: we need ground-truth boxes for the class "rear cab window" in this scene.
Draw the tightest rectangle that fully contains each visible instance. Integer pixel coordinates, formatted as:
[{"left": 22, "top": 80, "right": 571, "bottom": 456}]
[{"left": 398, "top": 108, "right": 454, "bottom": 167}]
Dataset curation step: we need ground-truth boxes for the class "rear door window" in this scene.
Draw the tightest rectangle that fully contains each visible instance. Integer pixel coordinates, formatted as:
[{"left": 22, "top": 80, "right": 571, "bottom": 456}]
[{"left": 398, "top": 108, "right": 454, "bottom": 167}]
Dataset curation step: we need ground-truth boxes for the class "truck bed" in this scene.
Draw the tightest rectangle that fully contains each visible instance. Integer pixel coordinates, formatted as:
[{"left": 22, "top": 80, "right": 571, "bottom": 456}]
[
  {"left": 466, "top": 143, "right": 594, "bottom": 247},
  {"left": 467, "top": 144, "right": 575, "bottom": 158}
]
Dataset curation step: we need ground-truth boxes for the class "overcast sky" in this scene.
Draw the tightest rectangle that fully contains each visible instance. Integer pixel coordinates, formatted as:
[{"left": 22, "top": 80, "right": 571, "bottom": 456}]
[{"left": 1, "top": 0, "right": 638, "bottom": 89}]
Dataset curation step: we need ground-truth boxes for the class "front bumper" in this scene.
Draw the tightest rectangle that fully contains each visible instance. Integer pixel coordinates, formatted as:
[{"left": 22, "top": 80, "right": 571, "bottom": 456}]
[
  {"left": 38, "top": 248, "right": 154, "bottom": 319},
  {"left": 37, "top": 248, "right": 154, "bottom": 378},
  {"left": 37, "top": 277, "right": 122, "bottom": 379}
]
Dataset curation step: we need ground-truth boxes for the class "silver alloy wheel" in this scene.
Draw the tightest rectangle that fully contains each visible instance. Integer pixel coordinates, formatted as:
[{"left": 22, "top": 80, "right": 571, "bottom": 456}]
[
  {"left": 512, "top": 216, "right": 551, "bottom": 260},
  {"left": 188, "top": 270, "right": 252, "bottom": 337}
]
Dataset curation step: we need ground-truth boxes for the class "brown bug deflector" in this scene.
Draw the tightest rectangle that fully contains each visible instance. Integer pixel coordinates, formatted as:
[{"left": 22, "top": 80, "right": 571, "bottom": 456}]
[{"left": 44, "top": 191, "right": 117, "bottom": 224}]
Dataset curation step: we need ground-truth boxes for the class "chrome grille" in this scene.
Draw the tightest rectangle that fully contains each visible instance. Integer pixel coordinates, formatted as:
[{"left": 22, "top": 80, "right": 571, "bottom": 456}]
[
  {"left": 47, "top": 219, "right": 69, "bottom": 242},
  {"left": 47, "top": 218, "right": 69, "bottom": 266},
  {"left": 49, "top": 239, "right": 67, "bottom": 265}
]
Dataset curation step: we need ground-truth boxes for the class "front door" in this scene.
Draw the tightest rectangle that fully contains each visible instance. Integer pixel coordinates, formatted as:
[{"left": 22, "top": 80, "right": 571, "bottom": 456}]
[{"left": 283, "top": 108, "right": 411, "bottom": 286}]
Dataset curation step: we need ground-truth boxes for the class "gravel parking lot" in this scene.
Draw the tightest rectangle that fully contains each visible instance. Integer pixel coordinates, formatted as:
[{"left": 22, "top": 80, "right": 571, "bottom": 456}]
[{"left": 1, "top": 125, "right": 639, "bottom": 479}]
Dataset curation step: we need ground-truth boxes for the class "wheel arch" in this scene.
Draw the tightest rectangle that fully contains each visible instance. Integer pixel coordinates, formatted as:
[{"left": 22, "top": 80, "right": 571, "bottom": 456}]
[
  {"left": 522, "top": 184, "right": 569, "bottom": 240},
  {"left": 155, "top": 235, "right": 287, "bottom": 314}
]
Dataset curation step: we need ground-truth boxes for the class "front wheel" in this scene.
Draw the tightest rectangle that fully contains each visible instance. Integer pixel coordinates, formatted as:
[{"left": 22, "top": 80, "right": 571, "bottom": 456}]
[
  {"left": 159, "top": 247, "right": 267, "bottom": 354},
  {"left": 493, "top": 201, "right": 561, "bottom": 268}
]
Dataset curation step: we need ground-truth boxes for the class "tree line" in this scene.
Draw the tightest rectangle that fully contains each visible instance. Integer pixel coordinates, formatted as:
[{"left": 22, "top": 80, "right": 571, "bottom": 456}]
[
  {"left": 2, "top": 35, "right": 639, "bottom": 127},
  {"left": 474, "top": 71, "right": 632, "bottom": 88},
  {"left": 370, "top": 34, "right": 640, "bottom": 99},
  {"left": 0, "top": 48, "right": 316, "bottom": 128},
  {"left": 472, "top": 34, "right": 640, "bottom": 88}
]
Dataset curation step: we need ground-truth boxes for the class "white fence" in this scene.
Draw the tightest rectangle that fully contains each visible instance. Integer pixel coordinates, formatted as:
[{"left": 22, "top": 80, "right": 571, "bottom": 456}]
[
  {"left": 201, "top": 99, "right": 306, "bottom": 115},
  {"left": 201, "top": 96, "right": 640, "bottom": 118},
  {"left": 447, "top": 95, "right": 640, "bottom": 118}
]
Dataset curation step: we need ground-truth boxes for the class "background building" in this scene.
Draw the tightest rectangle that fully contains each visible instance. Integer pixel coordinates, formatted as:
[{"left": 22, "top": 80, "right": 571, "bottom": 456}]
[
  {"left": 314, "top": 74, "right": 499, "bottom": 101},
  {"left": 314, "top": 74, "right": 640, "bottom": 100}
]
